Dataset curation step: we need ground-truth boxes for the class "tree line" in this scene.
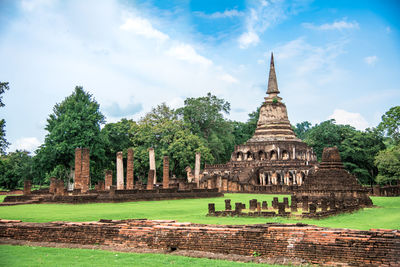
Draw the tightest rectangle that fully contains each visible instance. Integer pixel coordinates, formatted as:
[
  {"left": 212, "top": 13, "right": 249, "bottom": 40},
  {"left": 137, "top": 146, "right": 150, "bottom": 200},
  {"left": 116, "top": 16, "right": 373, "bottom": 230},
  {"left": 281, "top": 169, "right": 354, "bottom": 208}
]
[{"left": 0, "top": 85, "right": 399, "bottom": 189}]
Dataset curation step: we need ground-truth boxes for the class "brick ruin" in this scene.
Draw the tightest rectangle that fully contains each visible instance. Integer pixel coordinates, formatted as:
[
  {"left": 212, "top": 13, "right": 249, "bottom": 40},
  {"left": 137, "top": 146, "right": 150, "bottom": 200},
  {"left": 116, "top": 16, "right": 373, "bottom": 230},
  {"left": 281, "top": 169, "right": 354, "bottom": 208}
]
[
  {"left": 0, "top": 219, "right": 398, "bottom": 266},
  {"left": 200, "top": 54, "right": 317, "bottom": 193},
  {"left": 3, "top": 147, "right": 222, "bottom": 205},
  {"left": 294, "top": 147, "right": 373, "bottom": 208},
  {"left": 208, "top": 195, "right": 366, "bottom": 219}
]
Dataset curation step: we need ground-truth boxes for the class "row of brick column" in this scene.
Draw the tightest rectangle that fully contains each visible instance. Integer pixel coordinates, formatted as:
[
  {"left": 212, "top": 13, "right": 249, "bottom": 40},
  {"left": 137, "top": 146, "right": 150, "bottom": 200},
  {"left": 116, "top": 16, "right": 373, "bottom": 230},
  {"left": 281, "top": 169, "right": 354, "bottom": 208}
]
[{"left": 72, "top": 147, "right": 174, "bottom": 191}]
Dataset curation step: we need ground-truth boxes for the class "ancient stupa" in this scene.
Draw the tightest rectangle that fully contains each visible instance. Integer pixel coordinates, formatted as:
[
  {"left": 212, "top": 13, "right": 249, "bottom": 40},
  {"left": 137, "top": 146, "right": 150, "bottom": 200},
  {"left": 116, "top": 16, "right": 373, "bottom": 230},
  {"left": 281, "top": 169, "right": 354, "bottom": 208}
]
[
  {"left": 295, "top": 147, "right": 373, "bottom": 206},
  {"left": 200, "top": 53, "right": 317, "bottom": 192}
]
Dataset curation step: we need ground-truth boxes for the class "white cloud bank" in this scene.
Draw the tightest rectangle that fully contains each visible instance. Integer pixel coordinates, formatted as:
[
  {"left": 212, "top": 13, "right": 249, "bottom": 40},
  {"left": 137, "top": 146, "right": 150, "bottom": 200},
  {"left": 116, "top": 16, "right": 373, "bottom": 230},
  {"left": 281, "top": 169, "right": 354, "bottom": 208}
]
[
  {"left": 303, "top": 18, "right": 359, "bottom": 31},
  {"left": 328, "top": 109, "right": 369, "bottom": 130},
  {"left": 8, "top": 137, "right": 41, "bottom": 153},
  {"left": 120, "top": 17, "right": 169, "bottom": 41}
]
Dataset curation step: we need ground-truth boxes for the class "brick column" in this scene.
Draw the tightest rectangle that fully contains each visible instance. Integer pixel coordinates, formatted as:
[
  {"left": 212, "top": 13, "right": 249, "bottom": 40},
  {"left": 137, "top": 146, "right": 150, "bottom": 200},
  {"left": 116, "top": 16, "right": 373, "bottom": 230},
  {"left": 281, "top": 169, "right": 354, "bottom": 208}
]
[
  {"left": 81, "top": 148, "right": 90, "bottom": 193},
  {"left": 74, "top": 148, "right": 82, "bottom": 190},
  {"left": 105, "top": 170, "right": 113, "bottom": 190},
  {"left": 163, "top": 156, "right": 169, "bottom": 189},
  {"left": 147, "top": 170, "right": 154, "bottom": 190},
  {"left": 149, "top": 148, "right": 156, "bottom": 184},
  {"left": 23, "top": 180, "right": 31, "bottom": 195},
  {"left": 116, "top": 152, "right": 124, "bottom": 190},
  {"left": 194, "top": 152, "right": 201, "bottom": 187},
  {"left": 49, "top": 177, "right": 57, "bottom": 194},
  {"left": 126, "top": 148, "right": 134, "bottom": 190}
]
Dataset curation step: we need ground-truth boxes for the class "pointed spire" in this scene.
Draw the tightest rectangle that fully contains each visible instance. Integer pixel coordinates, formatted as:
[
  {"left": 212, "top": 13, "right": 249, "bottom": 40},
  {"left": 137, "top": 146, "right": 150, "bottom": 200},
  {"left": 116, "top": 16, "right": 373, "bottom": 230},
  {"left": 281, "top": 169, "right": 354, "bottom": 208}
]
[{"left": 267, "top": 52, "right": 280, "bottom": 95}]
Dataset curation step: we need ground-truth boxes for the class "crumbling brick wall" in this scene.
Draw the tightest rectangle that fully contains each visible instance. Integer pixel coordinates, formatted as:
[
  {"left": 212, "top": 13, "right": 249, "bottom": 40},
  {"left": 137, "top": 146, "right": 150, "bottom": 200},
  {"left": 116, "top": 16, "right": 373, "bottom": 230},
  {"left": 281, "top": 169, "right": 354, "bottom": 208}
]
[{"left": 0, "top": 220, "right": 398, "bottom": 266}]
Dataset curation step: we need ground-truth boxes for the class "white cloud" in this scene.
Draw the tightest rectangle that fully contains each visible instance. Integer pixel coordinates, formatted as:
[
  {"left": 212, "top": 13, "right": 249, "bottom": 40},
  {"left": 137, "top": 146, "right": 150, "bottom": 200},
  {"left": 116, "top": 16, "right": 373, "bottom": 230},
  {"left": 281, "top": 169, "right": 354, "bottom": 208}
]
[
  {"left": 303, "top": 19, "right": 359, "bottom": 30},
  {"left": 166, "top": 43, "right": 212, "bottom": 66},
  {"left": 364, "top": 55, "right": 378, "bottom": 66},
  {"left": 328, "top": 109, "right": 369, "bottom": 130},
  {"left": 8, "top": 137, "right": 41, "bottom": 153},
  {"left": 194, "top": 9, "right": 244, "bottom": 19},
  {"left": 238, "top": 31, "right": 260, "bottom": 49},
  {"left": 238, "top": 1, "right": 310, "bottom": 49},
  {"left": 219, "top": 73, "right": 238, "bottom": 83},
  {"left": 120, "top": 17, "right": 169, "bottom": 41}
]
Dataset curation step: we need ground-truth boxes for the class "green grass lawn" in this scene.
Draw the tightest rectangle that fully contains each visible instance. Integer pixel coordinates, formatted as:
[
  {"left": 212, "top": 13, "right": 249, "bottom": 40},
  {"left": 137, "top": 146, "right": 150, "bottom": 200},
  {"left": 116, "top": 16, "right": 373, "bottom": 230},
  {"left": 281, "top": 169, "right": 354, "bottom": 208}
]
[
  {"left": 0, "top": 194, "right": 399, "bottom": 230},
  {"left": 0, "top": 245, "right": 284, "bottom": 267}
]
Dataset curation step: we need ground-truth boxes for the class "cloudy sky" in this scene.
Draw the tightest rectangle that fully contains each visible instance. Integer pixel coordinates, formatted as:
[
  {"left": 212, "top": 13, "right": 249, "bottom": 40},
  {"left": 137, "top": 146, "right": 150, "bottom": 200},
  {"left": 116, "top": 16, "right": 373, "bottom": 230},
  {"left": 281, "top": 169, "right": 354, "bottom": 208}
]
[{"left": 1, "top": 0, "right": 399, "bottom": 153}]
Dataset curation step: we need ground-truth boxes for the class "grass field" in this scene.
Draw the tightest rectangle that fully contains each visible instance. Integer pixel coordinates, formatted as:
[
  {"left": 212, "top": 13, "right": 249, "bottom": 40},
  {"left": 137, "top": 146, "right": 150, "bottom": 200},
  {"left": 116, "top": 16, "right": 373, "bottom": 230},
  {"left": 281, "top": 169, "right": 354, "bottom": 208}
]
[
  {"left": 0, "top": 245, "right": 284, "bottom": 267},
  {"left": 0, "top": 194, "right": 399, "bottom": 230}
]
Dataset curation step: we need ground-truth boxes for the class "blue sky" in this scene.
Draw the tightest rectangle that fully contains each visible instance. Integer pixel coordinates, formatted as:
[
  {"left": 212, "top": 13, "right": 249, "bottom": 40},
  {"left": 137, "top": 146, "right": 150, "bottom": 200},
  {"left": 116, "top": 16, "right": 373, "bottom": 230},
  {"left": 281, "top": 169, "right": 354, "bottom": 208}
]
[{"left": 1, "top": 0, "right": 399, "bottom": 153}]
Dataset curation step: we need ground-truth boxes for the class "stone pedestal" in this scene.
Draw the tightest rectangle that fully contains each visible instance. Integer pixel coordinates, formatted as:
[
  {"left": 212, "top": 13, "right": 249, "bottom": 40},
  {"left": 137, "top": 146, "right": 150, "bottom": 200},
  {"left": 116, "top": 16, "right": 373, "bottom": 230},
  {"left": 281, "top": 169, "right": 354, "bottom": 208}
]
[
  {"left": 225, "top": 199, "right": 231, "bottom": 210},
  {"left": 262, "top": 201, "right": 268, "bottom": 210},
  {"left": 163, "top": 156, "right": 169, "bottom": 189},
  {"left": 116, "top": 151, "right": 124, "bottom": 190},
  {"left": 126, "top": 148, "right": 134, "bottom": 190},
  {"left": 105, "top": 170, "right": 112, "bottom": 190},
  {"left": 147, "top": 170, "right": 155, "bottom": 190},
  {"left": 208, "top": 203, "right": 215, "bottom": 214},
  {"left": 49, "top": 177, "right": 57, "bottom": 194}
]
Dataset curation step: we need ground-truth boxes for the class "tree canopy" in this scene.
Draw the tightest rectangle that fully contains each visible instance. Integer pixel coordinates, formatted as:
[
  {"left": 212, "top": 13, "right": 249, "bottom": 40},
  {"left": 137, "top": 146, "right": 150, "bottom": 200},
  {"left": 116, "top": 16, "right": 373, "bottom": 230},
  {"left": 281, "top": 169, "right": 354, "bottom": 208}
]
[
  {"left": 35, "top": 86, "right": 106, "bottom": 184},
  {"left": 0, "top": 82, "right": 10, "bottom": 155}
]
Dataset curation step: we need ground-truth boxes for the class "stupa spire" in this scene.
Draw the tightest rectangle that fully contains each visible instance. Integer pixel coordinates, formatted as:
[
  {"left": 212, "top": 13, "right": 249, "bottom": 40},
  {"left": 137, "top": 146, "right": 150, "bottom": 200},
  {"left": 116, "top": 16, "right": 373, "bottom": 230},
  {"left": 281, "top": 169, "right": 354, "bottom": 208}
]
[{"left": 267, "top": 52, "right": 280, "bottom": 95}]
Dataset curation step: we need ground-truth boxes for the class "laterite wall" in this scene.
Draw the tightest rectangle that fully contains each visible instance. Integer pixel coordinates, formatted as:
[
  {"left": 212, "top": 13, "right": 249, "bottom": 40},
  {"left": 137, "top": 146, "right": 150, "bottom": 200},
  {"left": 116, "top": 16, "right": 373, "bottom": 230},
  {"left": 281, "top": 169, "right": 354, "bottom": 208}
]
[{"left": 0, "top": 219, "right": 399, "bottom": 266}]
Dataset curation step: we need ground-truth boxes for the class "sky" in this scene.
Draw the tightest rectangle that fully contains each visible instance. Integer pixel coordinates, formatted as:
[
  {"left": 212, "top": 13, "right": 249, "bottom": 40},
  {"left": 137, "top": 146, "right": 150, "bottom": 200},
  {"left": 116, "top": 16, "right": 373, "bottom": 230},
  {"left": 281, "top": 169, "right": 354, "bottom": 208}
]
[{"left": 1, "top": 0, "right": 399, "bottom": 153}]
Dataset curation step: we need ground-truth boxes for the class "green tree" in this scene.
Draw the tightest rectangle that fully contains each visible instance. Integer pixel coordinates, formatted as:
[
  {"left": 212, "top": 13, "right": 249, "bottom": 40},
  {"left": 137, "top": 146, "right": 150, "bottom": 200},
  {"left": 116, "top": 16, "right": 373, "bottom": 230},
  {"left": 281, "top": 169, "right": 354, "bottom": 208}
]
[
  {"left": 35, "top": 86, "right": 106, "bottom": 185},
  {"left": 176, "top": 93, "right": 234, "bottom": 163},
  {"left": 340, "top": 129, "right": 385, "bottom": 185},
  {"left": 101, "top": 119, "right": 137, "bottom": 173},
  {"left": 0, "top": 150, "right": 34, "bottom": 189},
  {"left": 304, "top": 120, "right": 384, "bottom": 185},
  {"left": 131, "top": 104, "right": 213, "bottom": 182},
  {"left": 293, "top": 121, "right": 312, "bottom": 140},
  {"left": 0, "top": 82, "right": 10, "bottom": 154},
  {"left": 378, "top": 106, "right": 400, "bottom": 145},
  {"left": 304, "top": 119, "right": 350, "bottom": 159},
  {"left": 375, "top": 144, "right": 400, "bottom": 185}
]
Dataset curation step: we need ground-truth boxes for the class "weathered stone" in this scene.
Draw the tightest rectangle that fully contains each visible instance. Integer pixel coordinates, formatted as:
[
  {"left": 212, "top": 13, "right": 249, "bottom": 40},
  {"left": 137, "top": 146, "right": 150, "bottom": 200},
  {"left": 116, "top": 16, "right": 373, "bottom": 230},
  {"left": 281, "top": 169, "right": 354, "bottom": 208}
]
[
  {"left": 116, "top": 151, "right": 124, "bottom": 190},
  {"left": 262, "top": 201, "right": 268, "bottom": 210},
  {"left": 81, "top": 148, "right": 90, "bottom": 193},
  {"left": 208, "top": 203, "right": 215, "bottom": 214},
  {"left": 224, "top": 199, "right": 231, "bottom": 211},
  {"left": 147, "top": 170, "right": 155, "bottom": 190},
  {"left": 149, "top": 148, "right": 156, "bottom": 185},
  {"left": 163, "top": 156, "right": 169, "bottom": 189},
  {"left": 194, "top": 152, "right": 201, "bottom": 186},
  {"left": 126, "top": 148, "right": 134, "bottom": 190},
  {"left": 105, "top": 170, "right": 112, "bottom": 190}
]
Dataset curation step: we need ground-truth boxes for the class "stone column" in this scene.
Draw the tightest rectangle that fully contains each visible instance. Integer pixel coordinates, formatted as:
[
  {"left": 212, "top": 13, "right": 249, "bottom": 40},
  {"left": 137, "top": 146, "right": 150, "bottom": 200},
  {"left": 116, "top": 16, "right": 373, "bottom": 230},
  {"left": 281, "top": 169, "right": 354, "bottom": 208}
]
[
  {"left": 74, "top": 148, "right": 82, "bottom": 190},
  {"left": 23, "top": 180, "right": 31, "bottom": 195},
  {"left": 147, "top": 169, "right": 154, "bottom": 190},
  {"left": 126, "top": 148, "right": 134, "bottom": 190},
  {"left": 293, "top": 147, "right": 296, "bottom": 160},
  {"left": 163, "top": 156, "right": 169, "bottom": 189},
  {"left": 149, "top": 148, "right": 156, "bottom": 184},
  {"left": 194, "top": 152, "right": 201, "bottom": 186},
  {"left": 81, "top": 148, "right": 90, "bottom": 193},
  {"left": 116, "top": 151, "right": 124, "bottom": 190},
  {"left": 105, "top": 170, "right": 112, "bottom": 190}
]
